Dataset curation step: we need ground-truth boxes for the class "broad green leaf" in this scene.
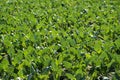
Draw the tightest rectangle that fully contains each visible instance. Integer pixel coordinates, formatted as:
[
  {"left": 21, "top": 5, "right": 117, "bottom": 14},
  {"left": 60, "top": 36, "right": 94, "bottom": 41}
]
[
  {"left": 115, "top": 38, "right": 120, "bottom": 49},
  {"left": 0, "top": 55, "right": 2, "bottom": 60},
  {"left": 94, "top": 40, "right": 102, "bottom": 53},
  {"left": 63, "top": 61, "right": 72, "bottom": 68},
  {"left": 66, "top": 73, "right": 76, "bottom": 80}
]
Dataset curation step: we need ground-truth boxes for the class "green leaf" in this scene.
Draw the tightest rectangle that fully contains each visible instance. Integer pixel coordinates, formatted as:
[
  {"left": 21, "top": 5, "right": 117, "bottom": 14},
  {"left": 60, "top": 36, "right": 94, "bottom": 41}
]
[
  {"left": 94, "top": 40, "right": 102, "bottom": 53},
  {"left": 67, "top": 38, "right": 76, "bottom": 47},
  {"left": 63, "top": 61, "right": 72, "bottom": 68},
  {"left": 115, "top": 38, "right": 120, "bottom": 49},
  {"left": 1, "top": 58, "right": 9, "bottom": 71},
  {"left": 0, "top": 55, "right": 2, "bottom": 60},
  {"left": 79, "top": 27, "right": 84, "bottom": 38},
  {"left": 66, "top": 73, "right": 76, "bottom": 80}
]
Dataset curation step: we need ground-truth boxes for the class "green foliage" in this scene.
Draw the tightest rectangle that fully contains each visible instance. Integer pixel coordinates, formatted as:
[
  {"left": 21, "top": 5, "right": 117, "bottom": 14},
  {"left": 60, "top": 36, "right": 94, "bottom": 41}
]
[{"left": 0, "top": 0, "right": 120, "bottom": 79}]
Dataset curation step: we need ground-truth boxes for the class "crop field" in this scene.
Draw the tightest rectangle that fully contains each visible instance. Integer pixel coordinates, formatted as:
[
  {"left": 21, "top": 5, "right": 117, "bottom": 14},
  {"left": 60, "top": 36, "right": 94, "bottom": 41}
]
[{"left": 0, "top": 0, "right": 120, "bottom": 80}]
